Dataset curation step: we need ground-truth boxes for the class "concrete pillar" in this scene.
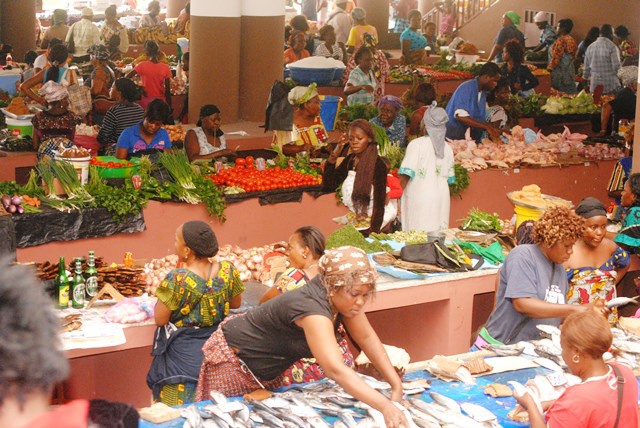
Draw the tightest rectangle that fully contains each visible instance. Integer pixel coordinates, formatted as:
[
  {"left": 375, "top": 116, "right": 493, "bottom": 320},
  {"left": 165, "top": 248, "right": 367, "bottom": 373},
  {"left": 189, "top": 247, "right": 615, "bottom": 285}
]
[
  {"left": 239, "top": 0, "right": 284, "bottom": 122},
  {"left": 189, "top": 0, "right": 241, "bottom": 123},
  {"left": 1, "top": 0, "right": 37, "bottom": 60},
  {"left": 167, "top": 0, "right": 188, "bottom": 19},
  {"left": 359, "top": 0, "right": 390, "bottom": 47}
]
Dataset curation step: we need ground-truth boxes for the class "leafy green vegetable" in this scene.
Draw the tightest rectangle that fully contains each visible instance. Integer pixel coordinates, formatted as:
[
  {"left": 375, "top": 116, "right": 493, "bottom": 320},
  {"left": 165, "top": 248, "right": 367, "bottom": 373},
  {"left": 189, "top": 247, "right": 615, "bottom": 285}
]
[
  {"left": 449, "top": 164, "right": 470, "bottom": 198},
  {"left": 370, "top": 230, "right": 428, "bottom": 244},
  {"left": 86, "top": 167, "right": 148, "bottom": 222},
  {"left": 193, "top": 175, "right": 226, "bottom": 221},
  {"left": 326, "top": 224, "right": 390, "bottom": 253},
  {"left": 338, "top": 103, "right": 379, "bottom": 122},
  {"left": 460, "top": 208, "right": 502, "bottom": 231},
  {"left": 0, "top": 181, "right": 20, "bottom": 197}
]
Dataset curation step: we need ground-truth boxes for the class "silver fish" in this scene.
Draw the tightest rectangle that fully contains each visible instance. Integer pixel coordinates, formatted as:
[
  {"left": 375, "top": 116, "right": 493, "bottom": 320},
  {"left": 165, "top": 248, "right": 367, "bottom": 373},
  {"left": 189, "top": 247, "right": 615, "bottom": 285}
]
[
  {"left": 536, "top": 324, "right": 561, "bottom": 337},
  {"left": 326, "top": 396, "right": 357, "bottom": 408},
  {"left": 484, "top": 343, "right": 524, "bottom": 356},
  {"left": 307, "top": 416, "right": 332, "bottom": 428},
  {"left": 202, "top": 405, "right": 235, "bottom": 427},
  {"left": 181, "top": 405, "right": 204, "bottom": 428},
  {"left": 209, "top": 390, "right": 229, "bottom": 404},
  {"left": 429, "top": 392, "right": 461, "bottom": 414},
  {"left": 460, "top": 402, "right": 498, "bottom": 423},
  {"left": 410, "top": 400, "right": 456, "bottom": 424},
  {"left": 279, "top": 411, "right": 311, "bottom": 428},
  {"left": 407, "top": 407, "right": 441, "bottom": 428},
  {"left": 607, "top": 296, "right": 640, "bottom": 309},
  {"left": 359, "top": 374, "right": 391, "bottom": 390},
  {"left": 251, "top": 400, "right": 279, "bottom": 415},
  {"left": 614, "top": 340, "right": 640, "bottom": 354},
  {"left": 337, "top": 410, "right": 358, "bottom": 428},
  {"left": 255, "top": 410, "right": 285, "bottom": 428},
  {"left": 534, "top": 356, "right": 564, "bottom": 372}
]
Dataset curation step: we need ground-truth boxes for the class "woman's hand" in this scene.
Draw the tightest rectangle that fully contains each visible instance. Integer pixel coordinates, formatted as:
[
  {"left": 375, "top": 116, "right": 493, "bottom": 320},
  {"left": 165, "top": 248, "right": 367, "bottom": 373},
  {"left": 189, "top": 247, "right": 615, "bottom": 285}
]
[
  {"left": 328, "top": 134, "right": 348, "bottom": 163},
  {"left": 514, "top": 391, "right": 536, "bottom": 410},
  {"left": 381, "top": 401, "right": 409, "bottom": 428},
  {"left": 589, "top": 299, "right": 610, "bottom": 319},
  {"left": 389, "top": 383, "right": 403, "bottom": 402},
  {"left": 361, "top": 85, "right": 375, "bottom": 93}
]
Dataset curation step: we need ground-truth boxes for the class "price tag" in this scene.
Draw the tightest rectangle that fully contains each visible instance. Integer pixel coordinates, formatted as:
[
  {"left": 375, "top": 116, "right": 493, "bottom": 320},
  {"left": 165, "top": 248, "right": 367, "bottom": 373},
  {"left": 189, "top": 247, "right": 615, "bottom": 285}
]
[
  {"left": 546, "top": 371, "right": 567, "bottom": 387},
  {"left": 513, "top": 168, "right": 520, "bottom": 174}
]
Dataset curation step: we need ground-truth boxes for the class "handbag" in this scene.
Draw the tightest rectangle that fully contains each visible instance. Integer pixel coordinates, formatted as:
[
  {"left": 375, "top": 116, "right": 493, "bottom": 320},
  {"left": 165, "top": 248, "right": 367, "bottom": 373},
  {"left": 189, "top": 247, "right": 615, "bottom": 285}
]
[{"left": 65, "top": 69, "right": 92, "bottom": 117}]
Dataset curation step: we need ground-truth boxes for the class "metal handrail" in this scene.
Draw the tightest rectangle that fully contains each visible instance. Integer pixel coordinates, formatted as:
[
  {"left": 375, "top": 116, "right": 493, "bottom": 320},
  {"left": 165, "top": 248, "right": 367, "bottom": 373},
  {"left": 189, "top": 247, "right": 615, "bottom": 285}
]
[{"left": 424, "top": 0, "right": 500, "bottom": 34}]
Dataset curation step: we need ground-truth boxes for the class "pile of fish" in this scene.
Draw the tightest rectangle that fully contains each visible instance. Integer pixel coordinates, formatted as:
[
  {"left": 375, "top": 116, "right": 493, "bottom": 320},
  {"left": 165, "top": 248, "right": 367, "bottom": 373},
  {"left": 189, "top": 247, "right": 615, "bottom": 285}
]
[
  {"left": 178, "top": 375, "right": 503, "bottom": 428},
  {"left": 448, "top": 126, "right": 624, "bottom": 171}
]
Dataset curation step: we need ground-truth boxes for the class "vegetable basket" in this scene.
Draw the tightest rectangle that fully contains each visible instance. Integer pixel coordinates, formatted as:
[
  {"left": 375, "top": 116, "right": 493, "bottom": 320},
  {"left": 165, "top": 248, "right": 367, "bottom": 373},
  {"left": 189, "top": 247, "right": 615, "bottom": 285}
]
[{"left": 92, "top": 156, "right": 140, "bottom": 179}]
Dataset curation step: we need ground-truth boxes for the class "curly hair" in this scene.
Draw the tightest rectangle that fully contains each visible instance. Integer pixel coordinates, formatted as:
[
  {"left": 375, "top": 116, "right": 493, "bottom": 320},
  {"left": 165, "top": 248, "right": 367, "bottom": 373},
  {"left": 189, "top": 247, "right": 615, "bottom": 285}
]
[
  {"left": 530, "top": 206, "right": 585, "bottom": 247},
  {"left": 504, "top": 39, "right": 524, "bottom": 64},
  {"left": 0, "top": 258, "right": 69, "bottom": 406}
]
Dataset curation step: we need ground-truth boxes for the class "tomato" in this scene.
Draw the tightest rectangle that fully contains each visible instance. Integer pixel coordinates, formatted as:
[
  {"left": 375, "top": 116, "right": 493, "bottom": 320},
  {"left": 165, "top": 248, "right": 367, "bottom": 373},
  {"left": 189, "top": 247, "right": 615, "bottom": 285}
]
[
  {"left": 245, "top": 156, "right": 255, "bottom": 168},
  {"left": 235, "top": 158, "right": 246, "bottom": 167}
]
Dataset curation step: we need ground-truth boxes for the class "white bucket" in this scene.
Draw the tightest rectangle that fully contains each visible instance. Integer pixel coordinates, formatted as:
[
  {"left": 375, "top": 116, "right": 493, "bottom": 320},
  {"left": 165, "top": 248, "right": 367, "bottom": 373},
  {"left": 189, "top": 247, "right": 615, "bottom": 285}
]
[{"left": 57, "top": 156, "right": 91, "bottom": 185}]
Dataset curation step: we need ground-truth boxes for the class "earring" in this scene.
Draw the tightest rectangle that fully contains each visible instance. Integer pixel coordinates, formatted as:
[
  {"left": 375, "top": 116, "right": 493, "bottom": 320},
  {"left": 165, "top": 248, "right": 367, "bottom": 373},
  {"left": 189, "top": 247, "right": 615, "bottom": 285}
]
[
  {"left": 572, "top": 355, "right": 580, "bottom": 363},
  {"left": 303, "top": 254, "right": 307, "bottom": 259}
]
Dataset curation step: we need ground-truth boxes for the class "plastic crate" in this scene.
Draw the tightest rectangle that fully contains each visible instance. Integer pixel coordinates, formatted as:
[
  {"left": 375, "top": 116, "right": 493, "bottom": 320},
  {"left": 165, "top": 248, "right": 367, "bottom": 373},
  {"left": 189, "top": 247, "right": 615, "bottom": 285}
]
[
  {"left": 92, "top": 156, "right": 140, "bottom": 179},
  {"left": 288, "top": 67, "right": 336, "bottom": 86}
]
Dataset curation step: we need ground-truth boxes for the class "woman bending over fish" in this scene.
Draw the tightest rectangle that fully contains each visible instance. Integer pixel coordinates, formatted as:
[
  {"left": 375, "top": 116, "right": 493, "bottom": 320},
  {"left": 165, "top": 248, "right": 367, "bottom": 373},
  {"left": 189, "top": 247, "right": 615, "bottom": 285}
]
[{"left": 196, "top": 246, "right": 409, "bottom": 428}]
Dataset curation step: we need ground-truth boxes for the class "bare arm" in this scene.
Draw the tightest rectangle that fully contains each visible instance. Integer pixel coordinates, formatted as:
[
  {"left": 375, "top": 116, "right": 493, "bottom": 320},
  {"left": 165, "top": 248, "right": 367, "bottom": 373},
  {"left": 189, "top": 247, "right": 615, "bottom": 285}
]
[
  {"left": 115, "top": 147, "right": 129, "bottom": 160},
  {"left": 258, "top": 287, "right": 282, "bottom": 304},
  {"left": 20, "top": 68, "right": 47, "bottom": 106},
  {"left": 456, "top": 114, "right": 502, "bottom": 142},
  {"left": 229, "top": 293, "right": 242, "bottom": 309},
  {"left": 398, "top": 174, "right": 409, "bottom": 190},
  {"left": 601, "top": 102, "right": 613, "bottom": 135},
  {"left": 297, "top": 315, "right": 408, "bottom": 428},
  {"left": 154, "top": 300, "right": 172, "bottom": 326},
  {"left": 487, "top": 43, "right": 503, "bottom": 63},
  {"left": 512, "top": 297, "right": 585, "bottom": 318}
]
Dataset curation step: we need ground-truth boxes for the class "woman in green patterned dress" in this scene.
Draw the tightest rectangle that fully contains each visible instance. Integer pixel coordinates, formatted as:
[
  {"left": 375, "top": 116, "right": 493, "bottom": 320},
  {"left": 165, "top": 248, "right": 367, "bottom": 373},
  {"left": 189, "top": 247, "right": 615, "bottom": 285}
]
[{"left": 147, "top": 221, "right": 245, "bottom": 406}]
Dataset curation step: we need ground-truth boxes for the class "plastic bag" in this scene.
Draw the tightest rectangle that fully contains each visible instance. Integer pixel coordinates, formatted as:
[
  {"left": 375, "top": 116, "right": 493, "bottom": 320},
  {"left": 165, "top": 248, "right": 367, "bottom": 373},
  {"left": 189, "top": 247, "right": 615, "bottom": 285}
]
[{"left": 104, "top": 296, "right": 156, "bottom": 324}]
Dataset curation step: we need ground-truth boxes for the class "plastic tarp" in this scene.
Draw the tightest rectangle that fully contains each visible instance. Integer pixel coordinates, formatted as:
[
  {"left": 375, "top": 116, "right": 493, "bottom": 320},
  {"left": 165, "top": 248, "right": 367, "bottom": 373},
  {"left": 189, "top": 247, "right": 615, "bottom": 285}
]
[
  {"left": 0, "top": 216, "right": 16, "bottom": 258},
  {"left": 12, "top": 207, "right": 145, "bottom": 248}
]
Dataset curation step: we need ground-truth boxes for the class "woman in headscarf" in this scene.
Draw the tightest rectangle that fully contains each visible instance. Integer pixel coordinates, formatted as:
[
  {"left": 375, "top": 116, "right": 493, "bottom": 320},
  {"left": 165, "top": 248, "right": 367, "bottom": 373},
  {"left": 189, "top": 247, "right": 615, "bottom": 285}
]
[
  {"left": 548, "top": 18, "right": 578, "bottom": 94},
  {"left": 323, "top": 119, "right": 392, "bottom": 234},
  {"left": 195, "top": 246, "right": 408, "bottom": 428},
  {"left": 284, "top": 30, "right": 310, "bottom": 65},
  {"left": 185, "top": 104, "right": 236, "bottom": 162},
  {"left": 487, "top": 11, "right": 524, "bottom": 63},
  {"left": 148, "top": 221, "right": 244, "bottom": 406},
  {"left": 515, "top": 311, "right": 637, "bottom": 428},
  {"left": 31, "top": 81, "right": 81, "bottom": 160},
  {"left": 21, "top": 44, "right": 72, "bottom": 104},
  {"left": 369, "top": 95, "right": 406, "bottom": 146},
  {"left": 281, "top": 83, "right": 331, "bottom": 156},
  {"left": 41, "top": 9, "right": 69, "bottom": 50},
  {"left": 615, "top": 173, "right": 640, "bottom": 254},
  {"left": 565, "top": 197, "right": 629, "bottom": 323},
  {"left": 345, "top": 7, "right": 378, "bottom": 54},
  {"left": 87, "top": 44, "right": 115, "bottom": 99},
  {"left": 600, "top": 66, "right": 637, "bottom": 135},
  {"left": 398, "top": 102, "right": 454, "bottom": 232}
]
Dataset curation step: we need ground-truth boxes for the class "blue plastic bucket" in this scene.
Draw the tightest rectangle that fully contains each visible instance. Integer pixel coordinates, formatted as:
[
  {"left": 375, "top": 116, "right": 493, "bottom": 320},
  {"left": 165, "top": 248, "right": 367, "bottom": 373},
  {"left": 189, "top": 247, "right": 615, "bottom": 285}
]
[{"left": 319, "top": 95, "right": 342, "bottom": 132}]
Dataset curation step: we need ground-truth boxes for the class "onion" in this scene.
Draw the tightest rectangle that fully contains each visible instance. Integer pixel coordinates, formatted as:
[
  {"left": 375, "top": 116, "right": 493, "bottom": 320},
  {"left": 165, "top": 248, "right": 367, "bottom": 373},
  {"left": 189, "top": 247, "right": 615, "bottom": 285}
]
[
  {"left": 1, "top": 195, "right": 10, "bottom": 209},
  {"left": 10, "top": 195, "right": 22, "bottom": 206},
  {"left": 252, "top": 255, "right": 262, "bottom": 264},
  {"left": 16, "top": 205, "right": 24, "bottom": 214},
  {"left": 6, "top": 204, "right": 16, "bottom": 214}
]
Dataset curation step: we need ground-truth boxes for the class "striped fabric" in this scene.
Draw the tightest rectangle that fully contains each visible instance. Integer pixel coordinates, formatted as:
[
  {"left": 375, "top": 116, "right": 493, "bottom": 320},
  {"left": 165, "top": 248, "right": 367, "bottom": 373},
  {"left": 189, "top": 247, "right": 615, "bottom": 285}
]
[{"left": 96, "top": 102, "right": 145, "bottom": 146}]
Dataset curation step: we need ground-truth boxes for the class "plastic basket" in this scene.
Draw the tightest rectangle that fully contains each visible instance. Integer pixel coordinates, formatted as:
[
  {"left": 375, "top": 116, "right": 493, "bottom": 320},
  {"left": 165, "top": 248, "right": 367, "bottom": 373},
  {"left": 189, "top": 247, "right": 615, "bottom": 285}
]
[
  {"left": 319, "top": 95, "right": 342, "bottom": 132},
  {"left": 93, "top": 156, "right": 140, "bottom": 179},
  {"left": 514, "top": 204, "right": 543, "bottom": 228},
  {"left": 288, "top": 67, "right": 336, "bottom": 85}
]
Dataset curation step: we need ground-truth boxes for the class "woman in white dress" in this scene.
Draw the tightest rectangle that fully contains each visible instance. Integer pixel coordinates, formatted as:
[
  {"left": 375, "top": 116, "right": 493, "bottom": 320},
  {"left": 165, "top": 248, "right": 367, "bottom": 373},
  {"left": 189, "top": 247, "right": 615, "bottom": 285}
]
[{"left": 399, "top": 102, "right": 454, "bottom": 232}]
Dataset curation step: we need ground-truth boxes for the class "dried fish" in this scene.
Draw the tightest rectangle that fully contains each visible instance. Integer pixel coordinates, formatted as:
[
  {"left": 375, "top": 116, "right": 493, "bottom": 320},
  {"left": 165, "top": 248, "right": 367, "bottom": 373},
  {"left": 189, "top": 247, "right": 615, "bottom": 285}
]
[
  {"left": 429, "top": 392, "right": 461, "bottom": 414},
  {"left": 372, "top": 253, "right": 397, "bottom": 266},
  {"left": 606, "top": 296, "right": 639, "bottom": 309},
  {"left": 484, "top": 343, "right": 524, "bottom": 356},
  {"left": 613, "top": 340, "right": 640, "bottom": 354},
  {"left": 460, "top": 402, "right": 498, "bottom": 424}
]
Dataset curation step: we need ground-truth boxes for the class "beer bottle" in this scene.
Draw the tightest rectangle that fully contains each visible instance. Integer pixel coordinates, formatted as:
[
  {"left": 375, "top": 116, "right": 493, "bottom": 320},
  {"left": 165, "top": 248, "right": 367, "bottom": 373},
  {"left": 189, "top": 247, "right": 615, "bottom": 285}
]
[
  {"left": 85, "top": 251, "right": 98, "bottom": 299},
  {"left": 71, "top": 258, "right": 85, "bottom": 309},
  {"left": 55, "top": 257, "right": 69, "bottom": 309}
]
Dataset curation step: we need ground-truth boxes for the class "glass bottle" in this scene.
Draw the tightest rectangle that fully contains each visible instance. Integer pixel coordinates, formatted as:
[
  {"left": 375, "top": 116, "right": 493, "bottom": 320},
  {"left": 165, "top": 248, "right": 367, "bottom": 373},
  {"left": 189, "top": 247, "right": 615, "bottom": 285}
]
[
  {"left": 85, "top": 251, "right": 98, "bottom": 299},
  {"left": 55, "top": 257, "right": 70, "bottom": 309},
  {"left": 71, "top": 258, "right": 85, "bottom": 309}
]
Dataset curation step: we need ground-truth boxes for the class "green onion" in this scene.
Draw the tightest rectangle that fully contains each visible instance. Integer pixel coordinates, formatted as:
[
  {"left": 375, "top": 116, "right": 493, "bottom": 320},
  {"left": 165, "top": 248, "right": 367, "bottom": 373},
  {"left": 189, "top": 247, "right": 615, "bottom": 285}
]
[{"left": 159, "top": 151, "right": 196, "bottom": 189}]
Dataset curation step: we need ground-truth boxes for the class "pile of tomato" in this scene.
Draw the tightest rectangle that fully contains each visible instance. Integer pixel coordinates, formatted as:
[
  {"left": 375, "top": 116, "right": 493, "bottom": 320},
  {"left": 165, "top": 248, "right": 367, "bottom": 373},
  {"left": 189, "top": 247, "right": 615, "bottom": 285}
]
[
  {"left": 90, "top": 158, "right": 136, "bottom": 168},
  {"left": 207, "top": 161, "right": 321, "bottom": 193}
]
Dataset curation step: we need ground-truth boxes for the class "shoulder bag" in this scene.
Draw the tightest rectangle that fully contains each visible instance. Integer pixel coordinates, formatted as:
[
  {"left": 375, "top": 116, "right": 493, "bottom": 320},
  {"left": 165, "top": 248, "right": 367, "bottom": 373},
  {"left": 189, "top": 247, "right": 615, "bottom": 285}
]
[
  {"left": 610, "top": 364, "right": 625, "bottom": 428},
  {"left": 66, "top": 69, "right": 92, "bottom": 117}
]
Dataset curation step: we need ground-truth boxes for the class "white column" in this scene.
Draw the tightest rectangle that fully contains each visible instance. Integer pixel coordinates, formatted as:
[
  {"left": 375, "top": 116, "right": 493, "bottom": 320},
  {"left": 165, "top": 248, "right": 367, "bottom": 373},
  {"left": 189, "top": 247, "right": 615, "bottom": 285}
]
[
  {"left": 189, "top": 0, "right": 242, "bottom": 122},
  {"left": 239, "top": 0, "right": 285, "bottom": 121}
]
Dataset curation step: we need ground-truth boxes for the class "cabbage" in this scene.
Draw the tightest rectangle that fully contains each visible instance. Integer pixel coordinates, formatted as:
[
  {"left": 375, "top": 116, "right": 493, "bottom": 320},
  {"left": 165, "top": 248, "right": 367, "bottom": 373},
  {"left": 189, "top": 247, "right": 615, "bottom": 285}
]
[{"left": 541, "top": 92, "right": 598, "bottom": 115}]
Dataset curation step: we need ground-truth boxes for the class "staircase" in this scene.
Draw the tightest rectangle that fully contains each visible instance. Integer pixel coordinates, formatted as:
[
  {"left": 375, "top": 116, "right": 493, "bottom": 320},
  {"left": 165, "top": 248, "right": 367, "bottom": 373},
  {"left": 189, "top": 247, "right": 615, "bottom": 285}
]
[{"left": 424, "top": 0, "right": 500, "bottom": 35}]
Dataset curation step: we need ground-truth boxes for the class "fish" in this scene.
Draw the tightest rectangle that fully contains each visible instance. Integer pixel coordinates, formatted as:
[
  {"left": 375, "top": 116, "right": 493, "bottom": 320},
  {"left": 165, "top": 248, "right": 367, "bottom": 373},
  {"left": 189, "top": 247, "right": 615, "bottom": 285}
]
[
  {"left": 359, "top": 374, "right": 391, "bottom": 390},
  {"left": 484, "top": 343, "right": 524, "bottom": 356},
  {"left": 307, "top": 416, "right": 332, "bottom": 428},
  {"left": 251, "top": 399, "right": 280, "bottom": 415},
  {"left": 302, "top": 381, "right": 335, "bottom": 392},
  {"left": 354, "top": 417, "right": 378, "bottom": 427},
  {"left": 202, "top": 404, "right": 235, "bottom": 427},
  {"left": 410, "top": 400, "right": 456, "bottom": 424},
  {"left": 460, "top": 402, "right": 498, "bottom": 423},
  {"left": 279, "top": 411, "right": 311, "bottom": 428},
  {"left": 209, "top": 390, "right": 229, "bottom": 405},
  {"left": 263, "top": 396, "right": 295, "bottom": 409},
  {"left": 255, "top": 409, "right": 285, "bottom": 428},
  {"left": 336, "top": 410, "right": 358, "bottom": 428},
  {"left": 613, "top": 340, "right": 640, "bottom": 354},
  {"left": 536, "top": 324, "right": 561, "bottom": 337},
  {"left": 429, "top": 392, "right": 461, "bottom": 414},
  {"left": 325, "top": 396, "right": 358, "bottom": 408},
  {"left": 402, "top": 379, "right": 431, "bottom": 390},
  {"left": 181, "top": 405, "right": 205, "bottom": 428},
  {"left": 407, "top": 407, "right": 441, "bottom": 428},
  {"left": 533, "top": 356, "right": 564, "bottom": 372},
  {"left": 606, "top": 296, "right": 640, "bottom": 309}
]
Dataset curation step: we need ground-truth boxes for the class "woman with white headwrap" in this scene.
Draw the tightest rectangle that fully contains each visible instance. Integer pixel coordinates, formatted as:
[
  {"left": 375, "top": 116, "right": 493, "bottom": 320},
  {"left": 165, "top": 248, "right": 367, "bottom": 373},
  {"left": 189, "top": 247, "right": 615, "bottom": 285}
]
[
  {"left": 31, "top": 81, "right": 81, "bottom": 160},
  {"left": 600, "top": 66, "right": 637, "bottom": 135},
  {"left": 398, "top": 102, "right": 454, "bottom": 232},
  {"left": 280, "top": 83, "right": 332, "bottom": 156}
]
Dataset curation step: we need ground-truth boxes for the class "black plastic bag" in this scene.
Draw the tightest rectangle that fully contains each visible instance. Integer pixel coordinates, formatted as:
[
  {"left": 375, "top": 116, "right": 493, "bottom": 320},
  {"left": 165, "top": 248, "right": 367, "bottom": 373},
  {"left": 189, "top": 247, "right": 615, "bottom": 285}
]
[
  {"left": 263, "top": 80, "right": 293, "bottom": 131},
  {"left": 399, "top": 240, "right": 470, "bottom": 271}
]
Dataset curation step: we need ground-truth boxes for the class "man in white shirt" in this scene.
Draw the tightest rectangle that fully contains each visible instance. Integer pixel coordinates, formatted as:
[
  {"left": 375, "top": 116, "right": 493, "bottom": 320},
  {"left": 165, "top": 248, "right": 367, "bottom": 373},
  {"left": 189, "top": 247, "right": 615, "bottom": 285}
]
[
  {"left": 326, "top": 0, "right": 352, "bottom": 49},
  {"left": 65, "top": 8, "right": 101, "bottom": 63}
]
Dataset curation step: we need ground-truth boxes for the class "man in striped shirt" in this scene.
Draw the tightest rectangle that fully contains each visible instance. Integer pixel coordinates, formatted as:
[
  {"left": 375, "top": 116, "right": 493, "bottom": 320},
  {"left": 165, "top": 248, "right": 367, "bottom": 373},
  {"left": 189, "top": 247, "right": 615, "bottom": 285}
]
[{"left": 584, "top": 24, "right": 621, "bottom": 94}]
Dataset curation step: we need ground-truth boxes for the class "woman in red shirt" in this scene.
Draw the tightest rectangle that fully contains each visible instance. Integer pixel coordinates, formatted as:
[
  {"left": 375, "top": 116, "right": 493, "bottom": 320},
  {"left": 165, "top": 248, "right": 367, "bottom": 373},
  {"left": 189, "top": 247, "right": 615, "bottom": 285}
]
[
  {"left": 127, "top": 40, "right": 171, "bottom": 108},
  {"left": 515, "top": 310, "right": 638, "bottom": 428}
]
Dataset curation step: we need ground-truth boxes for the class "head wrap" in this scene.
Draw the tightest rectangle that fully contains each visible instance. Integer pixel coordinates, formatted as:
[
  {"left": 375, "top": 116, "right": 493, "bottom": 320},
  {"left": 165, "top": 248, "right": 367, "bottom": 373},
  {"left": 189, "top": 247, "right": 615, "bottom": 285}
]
[
  {"left": 319, "top": 246, "right": 377, "bottom": 291},
  {"left": 575, "top": 197, "right": 607, "bottom": 219},
  {"left": 533, "top": 11, "right": 548, "bottom": 23},
  {"left": 196, "top": 104, "right": 224, "bottom": 135},
  {"left": 39, "top": 81, "right": 69, "bottom": 103},
  {"left": 182, "top": 221, "right": 219, "bottom": 258},
  {"left": 82, "top": 7, "right": 94, "bottom": 18},
  {"left": 88, "top": 44, "right": 109, "bottom": 60},
  {"left": 52, "top": 9, "right": 67, "bottom": 26},
  {"left": 351, "top": 7, "right": 366, "bottom": 21},
  {"left": 618, "top": 66, "right": 638, "bottom": 87},
  {"left": 377, "top": 95, "right": 403, "bottom": 111},
  {"left": 423, "top": 101, "right": 449, "bottom": 159},
  {"left": 288, "top": 83, "right": 319, "bottom": 106},
  {"left": 504, "top": 11, "right": 521, "bottom": 26}
]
